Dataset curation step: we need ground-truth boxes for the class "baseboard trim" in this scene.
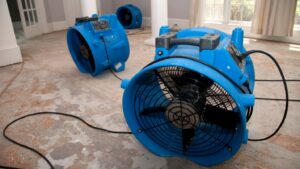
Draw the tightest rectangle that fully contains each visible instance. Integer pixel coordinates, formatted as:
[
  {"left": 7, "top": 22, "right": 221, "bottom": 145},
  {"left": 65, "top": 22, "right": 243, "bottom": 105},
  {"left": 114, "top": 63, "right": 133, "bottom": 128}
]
[
  {"left": 142, "top": 17, "right": 190, "bottom": 29},
  {"left": 0, "top": 45, "right": 22, "bottom": 67},
  {"left": 168, "top": 18, "right": 190, "bottom": 28},
  {"left": 142, "top": 17, "right": 151, "bottom": 27},
  {"left": 48, "top": 20, "right": 68, "bottom": 32}
]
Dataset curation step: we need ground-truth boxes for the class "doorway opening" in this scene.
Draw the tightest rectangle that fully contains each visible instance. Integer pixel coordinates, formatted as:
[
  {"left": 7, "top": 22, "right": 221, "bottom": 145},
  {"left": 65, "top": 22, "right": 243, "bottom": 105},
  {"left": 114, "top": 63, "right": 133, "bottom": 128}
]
[{"left": 7, "top": 0, "right": 25, "bottom": 43}]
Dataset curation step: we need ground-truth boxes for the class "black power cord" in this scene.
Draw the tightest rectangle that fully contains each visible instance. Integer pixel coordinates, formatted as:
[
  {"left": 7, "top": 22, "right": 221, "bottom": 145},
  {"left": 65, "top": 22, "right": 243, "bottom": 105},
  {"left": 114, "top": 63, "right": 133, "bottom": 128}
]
[
  {"left": 240, "top": 50, "right": 289, "bottom": 141},
  {"left": 0, "top": 60, "right": 126, "bottom": 169},
  {"left": 254, "top": 79, "right": 300, "bottom": 102},
  {"left": 255, "top": 79, "right": 300, "bottom": 82},
  {"left": 101, "top": 31, "right": 124, "bottom": 82},
  {"left": 109, "top": 69, "right": 123, "bottom": 81},
  {"left": 0, "top": 165, "right": 21, "bottom": 169},
  {"left": 2, "top": 112, "right": 132, "bottom": 169},
  {"left": 255, "top": 97, "right": 300, "bottom": 102}
]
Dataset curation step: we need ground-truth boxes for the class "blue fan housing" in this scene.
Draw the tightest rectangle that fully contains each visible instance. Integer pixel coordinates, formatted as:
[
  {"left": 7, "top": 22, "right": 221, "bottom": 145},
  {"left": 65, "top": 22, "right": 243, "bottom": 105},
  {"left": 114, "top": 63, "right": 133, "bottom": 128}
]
[
  {"left": 67, "top": 14, "right": 129, "bottom": 76},
  {"left": 121, "top": 27, "right": 255, "bottom": 166},
  {"left": 116, "top": 4, "right": 142, "bottom": 29}
]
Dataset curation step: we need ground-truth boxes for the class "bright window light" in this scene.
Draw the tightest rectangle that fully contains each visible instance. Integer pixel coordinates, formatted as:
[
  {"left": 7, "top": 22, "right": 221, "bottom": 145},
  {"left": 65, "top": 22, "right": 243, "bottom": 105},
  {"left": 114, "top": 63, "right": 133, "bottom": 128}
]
[
  {"left": 230, "top": 0, "right": 255, "bottom": 22},
  {"left": 203, "top": 0, "right": 224, "bottom": 22},
  {"left": 203, "top": 0, "right": 255, "bottom": 25},
  {"left": 294, "top": 0, "right": 300, "bottom": 30}
]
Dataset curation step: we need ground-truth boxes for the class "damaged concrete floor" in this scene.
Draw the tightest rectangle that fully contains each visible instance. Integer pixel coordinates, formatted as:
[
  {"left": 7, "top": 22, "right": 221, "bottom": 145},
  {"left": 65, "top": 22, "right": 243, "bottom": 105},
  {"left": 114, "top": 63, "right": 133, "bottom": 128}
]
[{"left": 0, "top": 29, "right": 300, "bottom": 169}]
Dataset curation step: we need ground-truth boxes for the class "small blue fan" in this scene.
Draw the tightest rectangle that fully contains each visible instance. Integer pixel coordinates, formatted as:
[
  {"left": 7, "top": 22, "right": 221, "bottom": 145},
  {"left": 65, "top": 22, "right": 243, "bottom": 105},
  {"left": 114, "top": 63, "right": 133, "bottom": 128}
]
[{"left": 67, "top": 14, "right": 130, "bottom": 76}]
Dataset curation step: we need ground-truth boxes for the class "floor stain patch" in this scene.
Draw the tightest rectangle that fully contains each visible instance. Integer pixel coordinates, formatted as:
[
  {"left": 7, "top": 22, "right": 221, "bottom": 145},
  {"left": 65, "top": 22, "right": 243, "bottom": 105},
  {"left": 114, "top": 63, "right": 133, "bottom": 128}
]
[
  {"left": 50, "top": 142, "right": 83, "bottom": 160},
  {"left": 271, "top": 134, "right": 300, "bottom": 152}
]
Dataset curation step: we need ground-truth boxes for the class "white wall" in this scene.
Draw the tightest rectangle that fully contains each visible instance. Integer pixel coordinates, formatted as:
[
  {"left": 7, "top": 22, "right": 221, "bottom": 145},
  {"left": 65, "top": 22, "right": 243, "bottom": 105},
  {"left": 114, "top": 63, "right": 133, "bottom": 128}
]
[
  {"left": 63, "top": 0, "right": 82, "bottom": 26},
  {"left": 0, "top": 0, "right": 22, "bottom": 66},
  {"left": 44, "top": 0, "right": 66, "bottom": 23},
  {"left": 99, "top": 0, "right": 113, "bottom": 15},
  {"left": 43, "top": 0, "right": 80, "bottom": 32}
]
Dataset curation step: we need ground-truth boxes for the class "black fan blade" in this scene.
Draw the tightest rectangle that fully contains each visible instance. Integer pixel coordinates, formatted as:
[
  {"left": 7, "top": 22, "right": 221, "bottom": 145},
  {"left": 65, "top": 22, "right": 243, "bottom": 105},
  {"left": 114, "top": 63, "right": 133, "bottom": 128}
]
[
  {"left": 77, "top": 32, "right": 95, "bottom": 72},
  {"left": 140, "top": 107, "right": 166, "bottom": 116},
  {"left": 182, "top": 128, "right": 195, "bottom": 152},
  {"left": 154, "top": 70, "right": 178, "bottom": 97},
  {"left": 171, "top": 69, "right": 214, "bottom": 104},
  {"left": 174, "top": 69, "right": 214, "bottom": 90},
  {"left": 203, "top": 105, "right": 239, "bottom": 130}
]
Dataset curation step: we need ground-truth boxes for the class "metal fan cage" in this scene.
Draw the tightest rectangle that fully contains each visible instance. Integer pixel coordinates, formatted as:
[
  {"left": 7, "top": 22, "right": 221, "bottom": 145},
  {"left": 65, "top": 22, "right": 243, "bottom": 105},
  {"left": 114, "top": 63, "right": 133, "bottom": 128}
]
[{"left": 133, "top": 66, "right": 241, "bottom": 156}]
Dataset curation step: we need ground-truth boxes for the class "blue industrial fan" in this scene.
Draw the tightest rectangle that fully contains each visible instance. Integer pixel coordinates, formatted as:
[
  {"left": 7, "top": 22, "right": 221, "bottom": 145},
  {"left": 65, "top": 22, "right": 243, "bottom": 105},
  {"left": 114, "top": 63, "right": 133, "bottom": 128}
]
[
  {"left": 67, "top": 14, "right": 130, "bottom": 76},
  {"left": 116, "top": 4, "right": 142, "bottom": 29},
  {"left": 121, "top": 27, "right": 255, "bottom": 166}
]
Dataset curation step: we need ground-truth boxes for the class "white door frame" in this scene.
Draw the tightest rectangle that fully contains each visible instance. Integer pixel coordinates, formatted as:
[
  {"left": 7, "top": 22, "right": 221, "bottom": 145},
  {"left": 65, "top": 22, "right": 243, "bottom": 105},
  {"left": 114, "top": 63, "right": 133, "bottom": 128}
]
[{"left": 17, "top": 0, "right": 43, "bottom": 38}]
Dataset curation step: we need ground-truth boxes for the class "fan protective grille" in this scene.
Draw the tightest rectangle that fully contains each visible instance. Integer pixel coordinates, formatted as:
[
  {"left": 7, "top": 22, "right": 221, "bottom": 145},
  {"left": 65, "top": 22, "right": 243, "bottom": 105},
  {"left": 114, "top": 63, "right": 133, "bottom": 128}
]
[{"left": 133, "top": 66, "right": 240, "bottom": 156}]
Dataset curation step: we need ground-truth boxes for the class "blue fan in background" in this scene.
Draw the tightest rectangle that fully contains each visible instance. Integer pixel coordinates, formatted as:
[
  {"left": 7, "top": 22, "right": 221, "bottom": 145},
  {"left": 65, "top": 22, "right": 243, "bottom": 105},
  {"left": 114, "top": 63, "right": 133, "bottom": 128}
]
[{"left": 116, "top": 4, "right": 142, "bottom": 29}]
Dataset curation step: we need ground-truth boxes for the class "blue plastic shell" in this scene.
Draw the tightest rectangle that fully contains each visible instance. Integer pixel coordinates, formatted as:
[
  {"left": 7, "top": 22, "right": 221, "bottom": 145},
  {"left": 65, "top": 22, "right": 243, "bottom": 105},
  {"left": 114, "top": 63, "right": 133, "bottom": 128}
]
[
  {"left": 67, "top": 14, "right": 129, "bottom": 76},
  {"left": 155, "top": 27, "right": 255, "bottom": 90},
  {"left": 121, "top": 27, "right": 255, "bottom": 166},
  {"left": 116, "top": 4, "right": 142, "bottom": 29}
]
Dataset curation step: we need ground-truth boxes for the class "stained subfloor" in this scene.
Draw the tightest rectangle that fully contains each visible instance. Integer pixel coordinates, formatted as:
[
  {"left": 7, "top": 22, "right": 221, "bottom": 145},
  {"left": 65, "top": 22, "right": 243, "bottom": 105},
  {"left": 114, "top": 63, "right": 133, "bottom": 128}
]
[{"left": 0, "top": 30, "right": 300, "bottom": 169}]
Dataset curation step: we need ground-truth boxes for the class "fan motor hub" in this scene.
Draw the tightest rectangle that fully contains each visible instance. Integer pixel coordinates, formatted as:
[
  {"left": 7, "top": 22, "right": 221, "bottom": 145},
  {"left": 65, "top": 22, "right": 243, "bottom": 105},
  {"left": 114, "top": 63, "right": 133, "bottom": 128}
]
[
  {"left": 165, "top": 99, "right": 200, "bottom": 129},
  {"left": 79, "top": 45, "right": 90, "bottom": 59}
]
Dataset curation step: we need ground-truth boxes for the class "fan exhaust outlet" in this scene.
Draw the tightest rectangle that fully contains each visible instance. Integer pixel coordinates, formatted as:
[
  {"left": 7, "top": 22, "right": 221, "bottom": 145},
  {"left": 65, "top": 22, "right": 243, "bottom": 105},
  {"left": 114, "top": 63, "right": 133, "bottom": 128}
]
[{"left": 116, "top": 4, "right": 142, "bottom": 29}]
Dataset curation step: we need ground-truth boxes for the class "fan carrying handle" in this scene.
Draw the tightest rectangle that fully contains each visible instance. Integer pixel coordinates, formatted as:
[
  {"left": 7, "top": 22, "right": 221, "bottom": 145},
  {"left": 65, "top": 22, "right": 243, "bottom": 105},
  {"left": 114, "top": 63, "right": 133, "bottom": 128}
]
[
  {"left": 75, "top": 16, "right": 98, "bottom": 23},
  {"left": 156, "top": 32, "right": 220, "bottom": 51}
]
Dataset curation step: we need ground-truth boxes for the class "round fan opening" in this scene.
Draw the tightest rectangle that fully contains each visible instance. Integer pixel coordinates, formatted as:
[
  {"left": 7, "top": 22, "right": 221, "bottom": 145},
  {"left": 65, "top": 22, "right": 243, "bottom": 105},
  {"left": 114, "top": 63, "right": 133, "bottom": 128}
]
[
  {"left": 67, "top": 29, "right": 95, "bottom": 73},
  {"left": 133, "top": 66, "right": 241, "bottom": 156},
  {"left": 117, "top": 7, "right": 133, "bottom": 27}
]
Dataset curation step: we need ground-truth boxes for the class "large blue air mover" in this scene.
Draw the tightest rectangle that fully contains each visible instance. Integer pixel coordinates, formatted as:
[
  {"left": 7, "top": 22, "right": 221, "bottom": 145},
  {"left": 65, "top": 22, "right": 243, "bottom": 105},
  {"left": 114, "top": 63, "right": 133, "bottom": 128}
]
[
  {"left": 116, "top": 4, "right": 142, "bottom": 29},
  {"left": 67, "top": 14, "right": 129, "bottom": 76},
  {"left": 121, "top": 27, "right": 255, "bottom": 166}
]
